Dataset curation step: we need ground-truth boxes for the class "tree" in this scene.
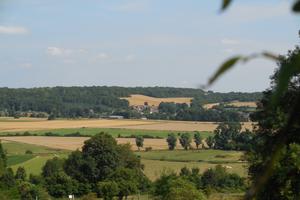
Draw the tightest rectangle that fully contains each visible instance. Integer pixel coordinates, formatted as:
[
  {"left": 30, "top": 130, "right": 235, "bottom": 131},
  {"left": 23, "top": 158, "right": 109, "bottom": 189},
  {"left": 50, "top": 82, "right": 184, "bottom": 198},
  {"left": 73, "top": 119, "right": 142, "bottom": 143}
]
[
  {"left": 206, "top": 136, "right": 215, "bottom": 149},
  {"left": 213, "top": 122, "right": 241, "bottom": 150},
  {"left": 245, "top": 45, "right": 300, "bottom": 199},
  {"left": 42, "top": 157, "right": 64, "bottom": 178},
  {"left": 97, "top": 181, "right": 119, "bottom": 200},
  {"left": 0, "top": 168, "right": 15, "bottom": 187},
  {"left": 135, "top": 136, "right": 144, "bottom": 151},
  {"left": 164, "top": 178, "right": 206, "bottom": 200},
  {"left": 108, "top": 168, "right": 139, "bottom": 200},
  {"left": 15, "top": 167, "right": 27, "bottom": 181},
  {"left": 166, "top": 133, "right": 177, "bottom": 150},
  {"left": 0, "top": 140, "right": 7, "bottom": 176},
  {"left": 194, "top": 132, "right": 203, "bottom": 149},
  {"left": 44, "top": 172, "right": 79, "bottom": 198},
  {"left": 179, "top": 133, "right": 191, "bottom": 150}
]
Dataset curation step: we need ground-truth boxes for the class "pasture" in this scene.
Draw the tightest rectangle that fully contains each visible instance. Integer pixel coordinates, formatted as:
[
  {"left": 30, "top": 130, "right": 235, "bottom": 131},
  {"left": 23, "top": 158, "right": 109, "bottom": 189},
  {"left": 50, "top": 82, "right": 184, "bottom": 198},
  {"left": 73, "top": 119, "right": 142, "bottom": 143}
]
[{"left": 121, "top": 94, "right": 193, "bottom": 106}]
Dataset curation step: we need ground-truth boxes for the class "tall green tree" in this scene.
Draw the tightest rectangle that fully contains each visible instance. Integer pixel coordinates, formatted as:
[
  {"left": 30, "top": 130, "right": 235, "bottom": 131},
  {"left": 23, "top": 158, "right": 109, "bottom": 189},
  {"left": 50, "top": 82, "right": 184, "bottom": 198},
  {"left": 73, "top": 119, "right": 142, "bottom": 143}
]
[
  {"left": 15, "top": 167, "right": 27, "bottom": 181},
  {"left": 166, "top": 133, "right": 177, "bottom": 150},
  {"left": 245, "top": 45, "right": 300, "bottom": 199},
  {"left": 179, "top": 133, "right": 191, "bottom": 150},
  {"left": 194, "top": 132, "right": 203, "bottom": 149},
  {"left": 135, "top": 136, "right": 144, "bottom": 151},
  {"left": 0, "top": 141, "right": 7, "bottom": 176}
]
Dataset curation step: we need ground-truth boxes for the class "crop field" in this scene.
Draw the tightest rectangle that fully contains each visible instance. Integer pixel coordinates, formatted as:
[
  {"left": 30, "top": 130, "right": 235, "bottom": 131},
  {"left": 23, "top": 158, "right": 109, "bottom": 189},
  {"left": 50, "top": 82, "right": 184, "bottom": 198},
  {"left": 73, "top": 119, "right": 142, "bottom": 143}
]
[
  {"left": 0, "top": 117, "right": 254, "bottom": 133},
  {"left": 203, "top": 101, "right": 257, "bottom": 109},
  {"left": 0, "top": 136, "right": 211, "bottom": 151},
  {"left": 121, "top": 94, "right": 193, "bottom": 106}
]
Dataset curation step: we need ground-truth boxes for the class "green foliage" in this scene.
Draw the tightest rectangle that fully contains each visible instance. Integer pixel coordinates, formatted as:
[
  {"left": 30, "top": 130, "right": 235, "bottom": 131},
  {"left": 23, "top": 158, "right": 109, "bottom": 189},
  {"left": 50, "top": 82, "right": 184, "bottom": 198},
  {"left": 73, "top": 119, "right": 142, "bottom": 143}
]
[
  {"left": 245, "top": 45, "right": 300, "bottom": 199},
  {"left": 201, "top": 165, "right": 245, "bottom": 191},
  {"left": 194, "top": 132, "right": 203, "bottom": 149},
  {"left": 44, "top": 172, "right": 78, "bottom": 198},
  {"left": 15, "top": 167, "right": 27, "bottom": 181},
  {"left": 165, "top": 178, "right": 206, "bottom": 200},
  {"left": 0, "top": 141, "right": 7, "bottom": 175},
  {"left": 0, "top": 168, "right": 15, "bottom": 187},
  {"left": 135, "top": 135, "right": 144, "bottom": 150},
  {"left": 179, "top": 133, "right": 192, "bottom": 150},
  {"left": 206, "top": 136, "right": 215, "bottom": 149},
  {"left": 42, "top": 157, "right": 64, "bottom": 178},
  {"left": 108, "top": 168, "right": 140, "bottom": 200},
  {"left": 97, "top": 181, "right": 119, "bottom": 200},
  {"left": 166, "top": 133, "right": 177, "bottom": 150}
]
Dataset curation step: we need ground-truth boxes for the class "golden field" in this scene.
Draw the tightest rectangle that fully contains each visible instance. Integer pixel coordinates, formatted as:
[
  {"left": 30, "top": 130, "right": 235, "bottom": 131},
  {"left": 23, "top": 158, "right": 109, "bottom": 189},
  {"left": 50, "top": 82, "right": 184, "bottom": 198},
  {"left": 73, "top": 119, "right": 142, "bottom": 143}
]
[
  {"left": 121, "top": 94, "right": 193, "bottom": 106},
  {"left": 203, "top": 101, "right": 257, "bottom": 109},
  {"left": 0, "top": 118, "right": 253, "bottom": 133},
  {"left": 0, "top": 136, "right": 173, "bottom": 151}
]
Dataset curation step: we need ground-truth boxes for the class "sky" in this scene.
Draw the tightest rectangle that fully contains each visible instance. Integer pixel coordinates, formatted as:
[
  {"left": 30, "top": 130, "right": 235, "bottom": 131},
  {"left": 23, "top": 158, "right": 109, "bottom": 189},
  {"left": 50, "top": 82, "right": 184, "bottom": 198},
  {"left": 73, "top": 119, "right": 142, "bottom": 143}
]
[{"left": 0, "top": 0, "right": 299, "bottom": 92}]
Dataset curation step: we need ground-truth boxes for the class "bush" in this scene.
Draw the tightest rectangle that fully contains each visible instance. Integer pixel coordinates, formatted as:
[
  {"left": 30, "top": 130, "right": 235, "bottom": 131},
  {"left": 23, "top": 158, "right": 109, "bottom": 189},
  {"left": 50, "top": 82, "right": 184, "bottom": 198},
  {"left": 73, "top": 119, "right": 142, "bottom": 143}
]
[{"left": 25, "top": 150, "right": 33, "bottom": 154}]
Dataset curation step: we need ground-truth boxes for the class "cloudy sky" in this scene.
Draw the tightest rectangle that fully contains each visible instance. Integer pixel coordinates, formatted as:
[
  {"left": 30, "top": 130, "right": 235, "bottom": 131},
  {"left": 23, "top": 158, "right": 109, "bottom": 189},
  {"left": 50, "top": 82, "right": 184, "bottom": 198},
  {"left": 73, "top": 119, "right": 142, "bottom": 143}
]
[{"left": 0, "top": 0, "right": 299, "bottom": 92}]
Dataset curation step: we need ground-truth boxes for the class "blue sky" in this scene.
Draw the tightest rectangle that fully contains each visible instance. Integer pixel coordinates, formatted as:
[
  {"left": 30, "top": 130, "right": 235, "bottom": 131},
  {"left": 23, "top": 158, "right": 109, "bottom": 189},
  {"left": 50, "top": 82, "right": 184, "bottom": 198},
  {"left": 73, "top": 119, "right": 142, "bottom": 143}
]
[{"left": 0, "top": 0, "right": 299, "bottom": 92}]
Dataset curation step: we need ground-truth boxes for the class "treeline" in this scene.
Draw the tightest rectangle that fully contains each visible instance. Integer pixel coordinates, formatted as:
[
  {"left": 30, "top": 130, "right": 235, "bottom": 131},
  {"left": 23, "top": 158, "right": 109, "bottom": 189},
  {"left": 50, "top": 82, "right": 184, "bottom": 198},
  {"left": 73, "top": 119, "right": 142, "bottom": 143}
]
[
  {"left": 0, "top": 133, "right": 246, "bottom": 200},
  {"left": 0, "top": 86, "right": 261, "bottom": 118},
  {"left": 147, "top": 101, "right": 250, "bottom": 122}
]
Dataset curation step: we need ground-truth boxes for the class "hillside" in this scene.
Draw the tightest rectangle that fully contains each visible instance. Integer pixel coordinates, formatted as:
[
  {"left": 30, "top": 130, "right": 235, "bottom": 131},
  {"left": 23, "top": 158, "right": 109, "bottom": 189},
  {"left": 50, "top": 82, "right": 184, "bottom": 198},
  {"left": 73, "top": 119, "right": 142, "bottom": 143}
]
[
  {"left": 0, "top": 86, "right": 262, "bottom": 118},
  {"left": 121, "top": 94, "right": 193, "bottom": 106}
]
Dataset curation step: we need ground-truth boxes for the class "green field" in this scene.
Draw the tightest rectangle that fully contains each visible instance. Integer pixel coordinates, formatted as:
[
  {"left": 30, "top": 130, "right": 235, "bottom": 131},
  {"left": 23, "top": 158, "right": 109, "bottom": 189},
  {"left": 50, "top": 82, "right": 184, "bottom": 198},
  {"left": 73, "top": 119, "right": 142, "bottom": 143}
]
[
  {"left": 2, "top": 141, "right": 69, "bottom": 175},
  {"left": 138, "top": 150, "right": 247, "bottom": 180},
  {"left": 0, "top": 127, "right": 213, "bottom": 138}
]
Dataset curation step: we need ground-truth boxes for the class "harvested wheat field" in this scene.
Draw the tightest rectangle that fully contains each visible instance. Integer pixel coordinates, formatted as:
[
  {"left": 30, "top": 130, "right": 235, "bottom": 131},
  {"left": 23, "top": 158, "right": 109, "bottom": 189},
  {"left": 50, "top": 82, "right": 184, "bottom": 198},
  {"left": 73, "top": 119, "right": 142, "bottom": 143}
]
[
  {"left": 0, "top": 136, "right": 170, "bottom": 151},
  {"left": 121, "top": 94, "right": 193, "bottom": 106},
  {"left": 0, "top": 118, "right": 253, "bottom": 133},
  {"left": 203, "top": 101, "right": 257, "bottom": 109}
]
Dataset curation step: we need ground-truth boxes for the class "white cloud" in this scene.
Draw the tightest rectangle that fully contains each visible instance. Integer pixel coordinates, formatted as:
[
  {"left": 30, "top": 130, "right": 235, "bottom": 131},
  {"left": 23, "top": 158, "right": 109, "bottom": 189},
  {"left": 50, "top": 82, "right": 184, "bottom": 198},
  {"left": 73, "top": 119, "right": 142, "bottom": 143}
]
[
  {"left": 47, "top": 47, "right": 73, "bottom": 57},
  {"left": 0, "top": 26, "right": 29, "bottom": 35},
  {"left": 46, "top": 47, "right": 88, "bottom": 57}
]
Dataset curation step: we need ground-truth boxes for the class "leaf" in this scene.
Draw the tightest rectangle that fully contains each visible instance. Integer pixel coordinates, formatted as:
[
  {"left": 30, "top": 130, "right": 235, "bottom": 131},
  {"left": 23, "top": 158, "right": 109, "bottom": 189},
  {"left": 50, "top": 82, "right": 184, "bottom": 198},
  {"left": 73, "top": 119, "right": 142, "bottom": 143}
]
[
  {"left": 221, "top": 0, "right": 233, "bottom": 11},
  {"left": 292, "top": 0, "right": 300, "bottom": 12},
  {"left": 262, "top": 52, "right": 279, "bottom": 61},
  {"left": 208, "top": 56, "right": 241, "bottom": 85}
]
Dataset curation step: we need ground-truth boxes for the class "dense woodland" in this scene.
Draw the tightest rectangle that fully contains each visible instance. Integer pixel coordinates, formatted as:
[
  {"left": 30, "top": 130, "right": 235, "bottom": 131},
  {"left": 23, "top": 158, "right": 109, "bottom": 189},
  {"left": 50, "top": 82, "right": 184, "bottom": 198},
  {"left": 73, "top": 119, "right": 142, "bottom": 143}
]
[{"left": 0, "top": 86, "right": 261, "bottom": 120}]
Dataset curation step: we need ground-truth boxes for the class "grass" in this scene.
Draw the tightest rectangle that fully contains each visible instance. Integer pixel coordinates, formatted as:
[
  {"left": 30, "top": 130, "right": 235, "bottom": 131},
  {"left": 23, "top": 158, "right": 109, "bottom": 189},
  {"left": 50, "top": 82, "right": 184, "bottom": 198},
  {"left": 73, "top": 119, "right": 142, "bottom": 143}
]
[
  {"left": 141, "top": 159, "right": 247, "bottom": 181},
  {"left": 135, "top": 149, "right": 244, "bottom": 163},
  {"left": 0, "top": 127, "right": 213, "bottom": 139},
  {"left": 137, "top": 150, "right": 247, "bottom": 180},
  {"left": 7, "top": 154, "right": 35, "bottom": 166},
  {"left": 2, "top": 141, "right": 70, "bottom": 175},
  {"left": 11, "top": 154, "right": 68, "bottom": 175},
  {"left": 2, "top": 141, "right": 66, "bottom": 155}
]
